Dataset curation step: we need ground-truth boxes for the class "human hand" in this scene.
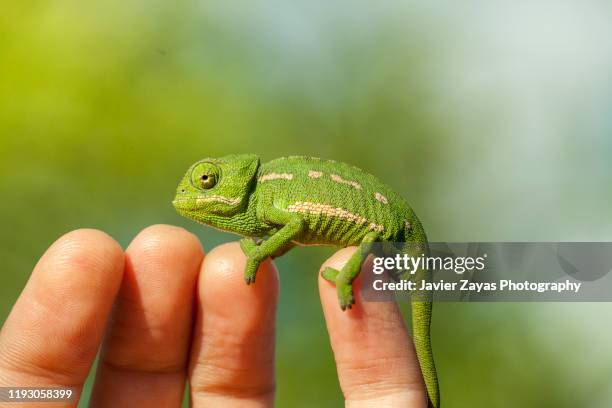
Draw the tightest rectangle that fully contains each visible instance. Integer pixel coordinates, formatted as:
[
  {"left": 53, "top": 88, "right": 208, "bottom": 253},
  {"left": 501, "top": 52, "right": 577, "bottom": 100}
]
[{"left": 0, "top": 225, "right": 427, "bottom": 407}]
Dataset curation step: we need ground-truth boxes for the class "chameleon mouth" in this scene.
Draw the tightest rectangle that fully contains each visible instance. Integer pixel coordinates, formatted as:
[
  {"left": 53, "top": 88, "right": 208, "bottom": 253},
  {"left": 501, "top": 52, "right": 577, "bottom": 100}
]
[
  {"left": 172, "top": 195, "right": 241, "bottom": 212},
  {"left": 174, "top": 195, "right": 241, "bottom": 207},
  {"left": 172, "top": 198, "right": 197, "bottom": 212}
]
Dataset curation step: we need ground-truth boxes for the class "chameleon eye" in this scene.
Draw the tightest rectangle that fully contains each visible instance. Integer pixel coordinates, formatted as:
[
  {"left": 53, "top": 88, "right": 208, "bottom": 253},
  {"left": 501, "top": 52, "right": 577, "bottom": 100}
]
[
  {"left": 190, "top": 161, "right": 220, "bottom": 190},
  {"left": 200, "top": 173, "right": 217, "bottom": 189}
]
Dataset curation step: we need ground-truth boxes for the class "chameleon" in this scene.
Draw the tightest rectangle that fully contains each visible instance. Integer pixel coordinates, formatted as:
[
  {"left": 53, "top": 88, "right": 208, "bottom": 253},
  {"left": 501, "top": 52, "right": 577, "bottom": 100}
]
[{"left": 173, "top": 154, "right": 439, "bottom": 408}]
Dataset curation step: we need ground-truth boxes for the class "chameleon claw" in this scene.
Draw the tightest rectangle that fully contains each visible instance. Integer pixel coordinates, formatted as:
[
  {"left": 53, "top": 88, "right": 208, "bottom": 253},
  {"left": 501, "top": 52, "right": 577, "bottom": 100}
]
[
  {"left": 337, "top": 281, "right": 355, "bottom": 311},
  {"left": 244, "top": 258, "right": 259, "bottom": 285},
  {"left": 340, "top": 299, "right": 354, "bottom": 311},
  {"left": 244, "top": 271, "right": 257, "bottom": 285}
]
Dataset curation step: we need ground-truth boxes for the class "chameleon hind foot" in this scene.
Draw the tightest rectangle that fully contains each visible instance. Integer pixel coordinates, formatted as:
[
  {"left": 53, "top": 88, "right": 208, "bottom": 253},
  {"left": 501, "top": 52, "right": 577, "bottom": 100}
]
[
  {"left": 337, "top": 280, "right": 355, "bottom": 310},
  {"left": 321, "top": 266, "right": 339, "bottom": 282},
  {"left": 321, "top": 267, "right": 355, "bottom": 310}
]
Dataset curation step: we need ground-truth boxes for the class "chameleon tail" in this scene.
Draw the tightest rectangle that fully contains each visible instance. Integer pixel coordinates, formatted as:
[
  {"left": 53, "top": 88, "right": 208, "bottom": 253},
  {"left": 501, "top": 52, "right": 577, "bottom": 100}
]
[
  {"left": 403, "top": 238, "right": 439, "bottom": 408},
  {"left": 412, "top": 298, "right": 439, "bottom": 408}
]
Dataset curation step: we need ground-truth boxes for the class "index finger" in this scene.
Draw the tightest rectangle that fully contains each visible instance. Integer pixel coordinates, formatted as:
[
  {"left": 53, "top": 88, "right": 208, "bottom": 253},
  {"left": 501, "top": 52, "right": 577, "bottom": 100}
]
[{"left": 319, "top": 247, "right": 427, "bottom": 408}]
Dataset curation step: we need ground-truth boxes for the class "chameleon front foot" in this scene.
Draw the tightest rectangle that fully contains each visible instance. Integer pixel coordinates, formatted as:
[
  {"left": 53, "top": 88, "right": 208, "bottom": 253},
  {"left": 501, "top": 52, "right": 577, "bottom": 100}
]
[
  {"left": 244, "top": 258, "right": 260, "bottom": 285},
  {"left": 240, "top": 238, "right": 262, "bottom": 284}
]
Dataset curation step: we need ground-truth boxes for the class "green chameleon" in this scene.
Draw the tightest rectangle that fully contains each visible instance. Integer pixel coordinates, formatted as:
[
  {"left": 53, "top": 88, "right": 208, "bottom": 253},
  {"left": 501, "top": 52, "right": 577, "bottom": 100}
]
[{"left": 173, "top": 154, "right": 439, "bottom": 408}]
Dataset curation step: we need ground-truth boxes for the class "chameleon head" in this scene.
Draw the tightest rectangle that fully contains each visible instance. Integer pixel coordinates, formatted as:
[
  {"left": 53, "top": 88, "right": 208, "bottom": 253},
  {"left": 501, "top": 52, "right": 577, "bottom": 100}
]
[{"left": 172, "top": 154, "right": 260, "bottom": 222}]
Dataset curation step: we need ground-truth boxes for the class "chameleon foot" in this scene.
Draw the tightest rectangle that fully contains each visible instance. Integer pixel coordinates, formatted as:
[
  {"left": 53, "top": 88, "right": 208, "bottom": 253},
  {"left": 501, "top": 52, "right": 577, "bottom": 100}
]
[
  {"left": 336, "top": 280, "right": 355, "bottom": 310},
  {"left": 321, "top": 267, "right": 339, "bottom": 282},
  {"left": 321, "top": 268, "right": 356, "bottom": 310},
  {"left": 244, "top": 258, "right": 259, "bottom": 285}
]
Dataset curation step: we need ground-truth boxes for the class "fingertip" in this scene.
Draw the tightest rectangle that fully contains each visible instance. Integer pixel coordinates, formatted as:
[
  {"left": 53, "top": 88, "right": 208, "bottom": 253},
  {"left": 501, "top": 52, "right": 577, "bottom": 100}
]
[
  {"left": 35, "top": 228, "right": 125, "bottom": 300},
  {"left": 200, "top": 242, "right": 279, "bottom": 311},
  {"left": 130, "top": 224, "right": 203, "bottom": 255},
  {"left": 319, "top": 247, "right": 359, "bottom": 273},
  {"left": 127, "top": 224, "right": 204, "bottom": 281},
  {"left": 48, "top": 228, "right": 124, "bottom": 273}
]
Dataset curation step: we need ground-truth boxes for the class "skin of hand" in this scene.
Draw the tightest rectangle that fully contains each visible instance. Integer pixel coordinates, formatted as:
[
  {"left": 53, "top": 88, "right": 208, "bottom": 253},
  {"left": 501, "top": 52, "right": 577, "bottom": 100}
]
[{"left": 0, "top": 225, "right": 427, "bottom": 407}]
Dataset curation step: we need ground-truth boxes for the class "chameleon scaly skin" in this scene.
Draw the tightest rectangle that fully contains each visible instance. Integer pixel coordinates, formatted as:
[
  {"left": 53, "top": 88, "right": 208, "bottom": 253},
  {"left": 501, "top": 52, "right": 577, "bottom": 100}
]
[{"left": 173, "top": 154, "right": 440, "bottom": 408}]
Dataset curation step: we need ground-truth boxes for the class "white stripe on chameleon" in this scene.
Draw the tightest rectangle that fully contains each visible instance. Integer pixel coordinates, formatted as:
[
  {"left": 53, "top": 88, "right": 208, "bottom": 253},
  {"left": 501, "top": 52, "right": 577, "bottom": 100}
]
[
  {"left": 196, "top": 195, "right": 240, "bottom": 205},
  {"left": 330, "top": 174, "right": 362, "bottom": 190},
  {"left": 369, "top": 223, "right": 384, "bottom": 233},
  {"left": 405, "top": 220, "right": 413, "bottom": 233},
  {"left": 287, "top": 201, "right": 385, "bottom": 233},
  {"left": 308, "top": 170, "right": 323, "bottom": 178},
  {"left": 258, "top": 172, "right": 294, "bottom": 182},
  {"left": 374, "top": 192, "right": 388, "bottom": 204},
  {"left": 286, "top": 155, "right": 320, "bottom": 160}
]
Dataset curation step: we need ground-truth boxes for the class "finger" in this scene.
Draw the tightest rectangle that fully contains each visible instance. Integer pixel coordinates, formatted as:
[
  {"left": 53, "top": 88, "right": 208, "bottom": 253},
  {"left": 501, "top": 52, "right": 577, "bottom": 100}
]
[
  {"left": 319, "top": 247, "right": 427, "bottom": 408},
  {"left": 89, "top": 225, "right": 204, "bottom": 408},
  {"left": 0, "top": 229, "right": 124, "bottom": 406},
  {"left": 189, "top": 242, "right": 278, "bottom": 407}
]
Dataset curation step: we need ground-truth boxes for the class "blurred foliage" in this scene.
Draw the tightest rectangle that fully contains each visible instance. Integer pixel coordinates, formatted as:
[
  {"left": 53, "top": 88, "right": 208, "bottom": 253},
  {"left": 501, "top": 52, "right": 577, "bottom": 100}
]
[{"left": 1, "top": 1, "right": 612, "bottom": 407}]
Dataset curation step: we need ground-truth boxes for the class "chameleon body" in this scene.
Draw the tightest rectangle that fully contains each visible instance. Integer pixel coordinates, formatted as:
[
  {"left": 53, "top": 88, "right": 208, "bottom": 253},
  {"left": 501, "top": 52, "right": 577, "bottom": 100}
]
[{"left": 173, "top": 154, "right": 439, "bottom": 408}]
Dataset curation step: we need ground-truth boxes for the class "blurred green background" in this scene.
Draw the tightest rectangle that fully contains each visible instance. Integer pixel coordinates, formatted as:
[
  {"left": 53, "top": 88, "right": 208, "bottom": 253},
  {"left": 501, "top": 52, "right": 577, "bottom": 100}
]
[{"left": 2, "top": 1, "right": 612, "bottom": 407}]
